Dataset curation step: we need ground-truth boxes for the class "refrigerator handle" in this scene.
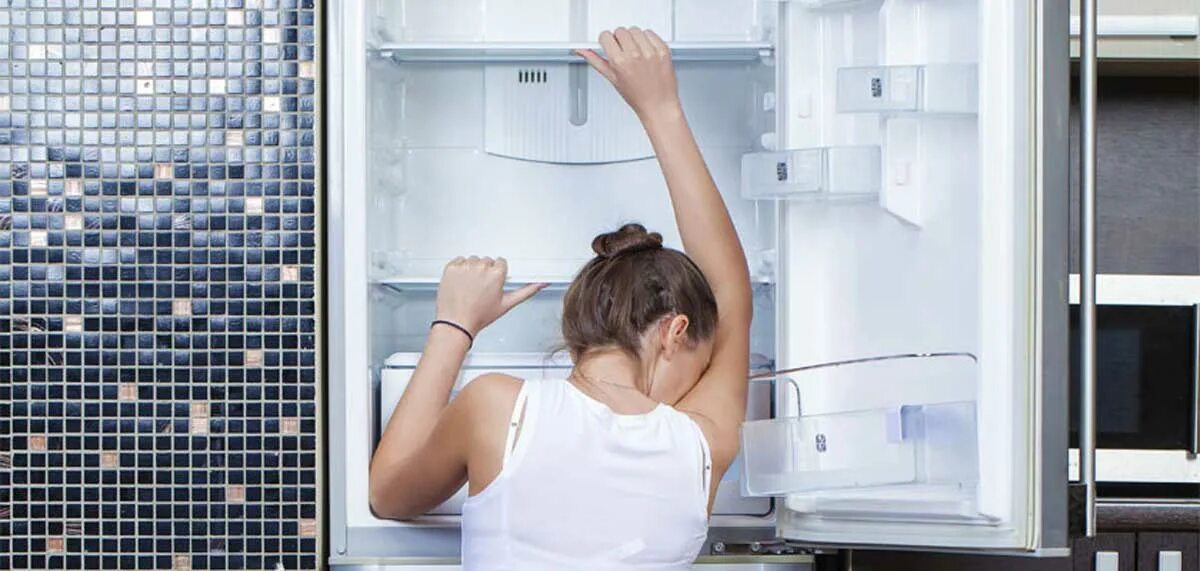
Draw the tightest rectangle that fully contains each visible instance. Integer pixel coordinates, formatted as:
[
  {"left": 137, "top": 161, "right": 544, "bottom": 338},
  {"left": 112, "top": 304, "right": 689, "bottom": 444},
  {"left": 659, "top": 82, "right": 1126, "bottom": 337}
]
[
  {"left": 1191, "top": 304, "right": 1200, "bottom": 456},
  {"left": 1078, "top": 0, "right": 1100, "bottom": 539}
]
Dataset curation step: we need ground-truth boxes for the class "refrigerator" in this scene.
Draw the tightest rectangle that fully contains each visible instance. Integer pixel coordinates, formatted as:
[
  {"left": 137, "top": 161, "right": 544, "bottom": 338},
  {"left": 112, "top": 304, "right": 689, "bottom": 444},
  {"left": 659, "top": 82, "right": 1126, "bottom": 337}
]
[{"left": 327, "top": 0, "right": 1071, "bottom": 566}]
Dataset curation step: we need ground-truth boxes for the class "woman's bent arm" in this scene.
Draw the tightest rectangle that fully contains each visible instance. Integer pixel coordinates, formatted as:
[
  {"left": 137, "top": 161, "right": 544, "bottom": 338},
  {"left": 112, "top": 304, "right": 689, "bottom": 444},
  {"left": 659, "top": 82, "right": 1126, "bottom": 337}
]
[{"left": 369, "top": 258, "right": 544, "bottom": 519}]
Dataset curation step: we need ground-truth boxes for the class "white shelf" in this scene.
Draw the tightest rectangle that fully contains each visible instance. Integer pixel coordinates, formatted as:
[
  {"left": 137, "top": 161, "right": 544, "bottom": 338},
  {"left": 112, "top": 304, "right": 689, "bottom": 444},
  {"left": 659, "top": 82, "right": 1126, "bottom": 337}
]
[
  {"left": 1067, "top": 15, "right": 1200, "bottom": 61},
  {"left": 1069, "top": 15, "right": 1199, "bottom": 38},
  {"left": 372, "top": 41, "right": 774, "bottom": 63}
]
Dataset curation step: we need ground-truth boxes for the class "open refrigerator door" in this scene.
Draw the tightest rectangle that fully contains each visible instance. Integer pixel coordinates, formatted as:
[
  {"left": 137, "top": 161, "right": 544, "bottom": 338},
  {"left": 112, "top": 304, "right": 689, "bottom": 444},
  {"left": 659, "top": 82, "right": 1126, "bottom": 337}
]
[{"left": 732, "top": 0, "right": 1068, "bottom": 553}]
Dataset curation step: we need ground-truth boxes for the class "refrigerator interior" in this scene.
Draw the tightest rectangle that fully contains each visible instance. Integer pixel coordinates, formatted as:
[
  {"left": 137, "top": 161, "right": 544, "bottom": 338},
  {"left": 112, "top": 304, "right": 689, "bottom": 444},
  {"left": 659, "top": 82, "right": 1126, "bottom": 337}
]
[
  {"left": 335, "top": 0, "right": 1047, "bottom": 559},
  {"left": 343, "top": 0, "right": 784, "bottom": 543}
]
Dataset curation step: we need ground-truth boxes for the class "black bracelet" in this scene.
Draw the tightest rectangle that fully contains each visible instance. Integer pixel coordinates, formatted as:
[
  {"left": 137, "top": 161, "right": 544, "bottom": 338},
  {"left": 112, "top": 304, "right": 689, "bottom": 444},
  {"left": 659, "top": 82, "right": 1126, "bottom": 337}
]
[{"left": 431, "top": 319, "right": 474, "bottom": 348}]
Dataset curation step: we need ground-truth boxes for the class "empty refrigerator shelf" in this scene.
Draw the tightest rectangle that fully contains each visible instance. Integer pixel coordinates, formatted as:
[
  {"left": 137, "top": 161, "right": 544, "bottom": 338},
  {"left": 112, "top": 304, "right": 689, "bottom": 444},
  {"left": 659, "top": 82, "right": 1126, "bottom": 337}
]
[{"left": 372, "top": 41, "right": 774, "bottom": 63}]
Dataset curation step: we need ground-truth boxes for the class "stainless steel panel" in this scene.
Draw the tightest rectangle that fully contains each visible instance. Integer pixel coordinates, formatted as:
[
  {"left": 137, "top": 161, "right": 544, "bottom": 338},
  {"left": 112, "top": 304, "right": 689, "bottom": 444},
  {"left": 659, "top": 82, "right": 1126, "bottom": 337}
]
[
  {"left": 1191, "top": 303, "right": 1199, "bottom": 455},
  {"left": 1078, "top": 0, "right": 1100, "bottom": 539},
  {"left": 1038, "top": 0, "right": 1072, "bottom": 552}
]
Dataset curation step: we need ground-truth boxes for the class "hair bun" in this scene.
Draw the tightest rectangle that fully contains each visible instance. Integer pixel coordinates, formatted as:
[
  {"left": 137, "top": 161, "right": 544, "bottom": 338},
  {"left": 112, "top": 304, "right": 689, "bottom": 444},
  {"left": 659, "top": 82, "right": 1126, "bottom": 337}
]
[{"left": 592, "top": 223, "right": 664, "bottom": 258}]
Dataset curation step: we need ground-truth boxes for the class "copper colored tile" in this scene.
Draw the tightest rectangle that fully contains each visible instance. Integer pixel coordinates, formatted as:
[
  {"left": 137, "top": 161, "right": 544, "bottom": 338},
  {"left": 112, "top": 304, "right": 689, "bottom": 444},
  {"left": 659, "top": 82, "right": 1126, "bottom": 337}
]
[
  {"left": 173, "top": 555, "right": 192, "bottom": 570},
  {"left": 155, "top": 163, "right": 173, "bottom": 179},
  {"left": 281, "top": 265, "right": 300, "bottom": 281},
  {"left": 118, "top": 383, "right": 137, "bottom": 401},
  {"left": 281, "top": 417, "right": 300, "bottom": 435},
  {"left": 245, "top": 349, "right": 264, "bottom": 367},
  {"left": 190, "top": 402, "right": 209, "bottom": 418},
  {"left": 226, "top": 485, "right": 245, "bottom": 503},
  {"left": 190, "top": 418, "right": 209, "bottom": 435},
  {"left": 47, "top": 536, "right": 65, "bottom": 552},
  {"left": 299, "top": 518, "right": 318, "bottom": 538},
  {"left": 64, "top": 315, "right": 84, "bottom": 332},
  {"left": 101, "top": 452, "right": 118, "bottom": 468},
  {"left": 29, "top": 435, "right": 47, "bottom": 451}
]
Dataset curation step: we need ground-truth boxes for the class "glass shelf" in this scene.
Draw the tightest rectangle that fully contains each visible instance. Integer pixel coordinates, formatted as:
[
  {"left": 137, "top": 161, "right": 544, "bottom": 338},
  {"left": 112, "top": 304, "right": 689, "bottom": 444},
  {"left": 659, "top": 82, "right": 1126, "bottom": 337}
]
[
  {"left": 373, "top": 42, "right": 774, "bottom": 64},
  {"left": 374, "top": 274, "right": 778, "bottom": 294},
  {"left": 375, "top": 275, "right": 574, "bottom": 295}
]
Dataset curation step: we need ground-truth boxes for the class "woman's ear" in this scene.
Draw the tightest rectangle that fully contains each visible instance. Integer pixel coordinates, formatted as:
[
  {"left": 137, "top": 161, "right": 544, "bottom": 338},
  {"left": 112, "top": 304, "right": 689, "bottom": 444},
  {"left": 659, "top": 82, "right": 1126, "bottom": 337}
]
[{"left": 659, "top": 314, "right": 691, "bottom": 358}]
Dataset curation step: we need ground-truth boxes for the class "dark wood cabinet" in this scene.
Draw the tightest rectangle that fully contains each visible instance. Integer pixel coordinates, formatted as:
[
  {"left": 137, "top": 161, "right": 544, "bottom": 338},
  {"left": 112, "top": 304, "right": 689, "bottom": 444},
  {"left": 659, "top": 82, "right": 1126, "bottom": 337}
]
[
  {"left": 852, "top": 550, "right": 1072, "bottom": 571},
  {"left": 1068, "top": 75, "right": 1200, "bottom": 276},
  {"left": 843, "top": 531, "right": 1197, "bottom": 570},
  {"left": 1136, "top": 533, "right": 1199, "bottom": 571},
  {"left": 1074, "top": 533, "right": 1138, "bottom": 571}
]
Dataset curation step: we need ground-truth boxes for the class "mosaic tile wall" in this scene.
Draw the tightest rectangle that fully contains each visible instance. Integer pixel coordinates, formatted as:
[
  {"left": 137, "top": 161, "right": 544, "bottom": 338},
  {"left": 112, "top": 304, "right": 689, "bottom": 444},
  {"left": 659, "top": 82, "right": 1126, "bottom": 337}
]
[{"left": 0, "top": 0, "right": 321, "bottom": 569}]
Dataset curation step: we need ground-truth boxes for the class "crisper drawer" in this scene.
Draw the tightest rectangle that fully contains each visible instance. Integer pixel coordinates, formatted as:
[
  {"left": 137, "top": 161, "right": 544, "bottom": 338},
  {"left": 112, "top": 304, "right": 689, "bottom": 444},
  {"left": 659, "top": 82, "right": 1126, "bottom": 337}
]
[{"left": 378, "top": 352, "right": 773, "bottom": 517}]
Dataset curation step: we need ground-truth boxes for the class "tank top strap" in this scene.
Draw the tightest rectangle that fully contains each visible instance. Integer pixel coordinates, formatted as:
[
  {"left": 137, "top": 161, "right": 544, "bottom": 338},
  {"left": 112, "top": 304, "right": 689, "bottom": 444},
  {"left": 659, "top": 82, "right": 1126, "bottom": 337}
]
[{"left": 501, "top": 379, "right": 535, "bottom": 467}]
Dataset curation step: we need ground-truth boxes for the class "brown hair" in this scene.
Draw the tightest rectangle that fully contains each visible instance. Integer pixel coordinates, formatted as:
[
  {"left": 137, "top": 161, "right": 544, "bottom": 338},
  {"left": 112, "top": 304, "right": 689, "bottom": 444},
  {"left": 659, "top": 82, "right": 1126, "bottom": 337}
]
[{"left": 561, "top": 223, "right": 718, "bottom": 360}]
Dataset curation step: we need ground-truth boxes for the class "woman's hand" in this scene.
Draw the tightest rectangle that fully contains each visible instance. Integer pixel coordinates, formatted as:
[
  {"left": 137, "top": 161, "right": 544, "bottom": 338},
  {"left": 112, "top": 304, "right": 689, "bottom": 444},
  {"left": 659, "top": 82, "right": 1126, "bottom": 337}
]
[
  {"left": 435, "top": 256, "right": 547, "bottom": 336},
  {"left": 576, "top": 27, "right": 681, "bottom": 121}
]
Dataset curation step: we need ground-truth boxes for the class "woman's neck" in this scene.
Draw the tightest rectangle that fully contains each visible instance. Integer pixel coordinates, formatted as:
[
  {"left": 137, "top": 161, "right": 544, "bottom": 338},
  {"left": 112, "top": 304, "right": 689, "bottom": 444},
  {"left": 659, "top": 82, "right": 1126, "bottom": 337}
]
[
  {"left": 569, "top": 350, "right": 660, "bottom": 413},
  {"left": 573, "top": 350, "right": 644, "bottom": 390}
]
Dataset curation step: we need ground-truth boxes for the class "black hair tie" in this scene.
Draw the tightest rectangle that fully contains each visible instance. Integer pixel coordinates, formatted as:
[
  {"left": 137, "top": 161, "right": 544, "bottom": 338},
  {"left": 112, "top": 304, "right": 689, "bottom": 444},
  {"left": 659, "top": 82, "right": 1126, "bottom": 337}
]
[{"left": 431, "top": 319, "right": 474, "bottom": 348}]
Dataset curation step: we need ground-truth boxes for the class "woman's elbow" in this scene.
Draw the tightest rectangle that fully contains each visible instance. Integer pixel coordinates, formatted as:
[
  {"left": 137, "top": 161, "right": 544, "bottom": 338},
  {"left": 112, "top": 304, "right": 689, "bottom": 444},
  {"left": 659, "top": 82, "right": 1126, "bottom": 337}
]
[{"left": 369, "top": 470, "right": 419, "bottom": 520}]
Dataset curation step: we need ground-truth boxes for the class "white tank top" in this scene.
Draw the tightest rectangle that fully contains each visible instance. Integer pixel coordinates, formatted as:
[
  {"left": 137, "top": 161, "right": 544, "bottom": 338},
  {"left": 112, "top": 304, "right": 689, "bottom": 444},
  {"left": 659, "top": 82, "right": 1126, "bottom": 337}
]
[{"left": 461, "top": 378, "right": 713, "bottom": 570}]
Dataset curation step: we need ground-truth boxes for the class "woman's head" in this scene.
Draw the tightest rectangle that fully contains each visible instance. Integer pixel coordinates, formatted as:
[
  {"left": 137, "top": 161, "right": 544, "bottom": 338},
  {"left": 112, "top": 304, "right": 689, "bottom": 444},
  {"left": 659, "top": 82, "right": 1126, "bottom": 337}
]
[{"left": 562, "top": 223, "right": 718, "bottom": 403}]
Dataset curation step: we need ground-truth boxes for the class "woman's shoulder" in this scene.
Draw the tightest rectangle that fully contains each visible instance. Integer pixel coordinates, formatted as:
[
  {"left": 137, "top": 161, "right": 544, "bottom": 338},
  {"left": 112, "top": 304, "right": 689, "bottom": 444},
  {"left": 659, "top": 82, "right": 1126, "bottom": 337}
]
[{"left": 455, "top": 373, "right": 526, "bottom": 420}]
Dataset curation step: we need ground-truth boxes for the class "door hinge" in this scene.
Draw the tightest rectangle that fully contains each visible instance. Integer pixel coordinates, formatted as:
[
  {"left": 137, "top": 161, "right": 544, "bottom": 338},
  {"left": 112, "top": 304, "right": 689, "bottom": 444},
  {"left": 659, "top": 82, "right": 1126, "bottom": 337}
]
[{"left": 709, "top": 540, "right": 827, "bottom": 557}]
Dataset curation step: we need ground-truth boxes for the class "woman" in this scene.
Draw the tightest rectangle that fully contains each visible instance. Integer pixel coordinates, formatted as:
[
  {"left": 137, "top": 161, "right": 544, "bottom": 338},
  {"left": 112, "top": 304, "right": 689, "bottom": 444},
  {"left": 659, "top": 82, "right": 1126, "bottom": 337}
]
[{"left": 369, "top": 27, "right": 752, "bottom": 569}]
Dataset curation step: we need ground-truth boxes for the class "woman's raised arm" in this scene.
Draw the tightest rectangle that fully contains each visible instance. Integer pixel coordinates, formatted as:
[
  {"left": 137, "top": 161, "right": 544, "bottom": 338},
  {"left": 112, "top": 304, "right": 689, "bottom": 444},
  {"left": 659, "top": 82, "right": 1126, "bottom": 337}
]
[{"left": 578, "top": 28, "right": 753, "bottom": 465}]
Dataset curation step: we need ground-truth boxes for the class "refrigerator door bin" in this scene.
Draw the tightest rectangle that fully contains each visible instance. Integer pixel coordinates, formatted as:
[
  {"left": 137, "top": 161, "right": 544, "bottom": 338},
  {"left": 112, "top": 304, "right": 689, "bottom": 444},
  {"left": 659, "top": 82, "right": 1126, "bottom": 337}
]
[
  {"left": 741, "top": 146, "right": 881, "bottom": 201},
  {"left": 742, "top": 402, "right": 980, "bottom": 512},
  {"left": 836, "top": 65, "right": 978, "bottom": 115}
]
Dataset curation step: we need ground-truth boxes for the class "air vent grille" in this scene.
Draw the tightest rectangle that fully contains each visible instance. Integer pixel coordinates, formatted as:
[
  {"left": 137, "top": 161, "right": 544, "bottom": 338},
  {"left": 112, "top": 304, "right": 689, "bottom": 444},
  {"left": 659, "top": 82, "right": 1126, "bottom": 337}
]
[{"left": 518, "top": 68, "right": 548, "bottom": 84}]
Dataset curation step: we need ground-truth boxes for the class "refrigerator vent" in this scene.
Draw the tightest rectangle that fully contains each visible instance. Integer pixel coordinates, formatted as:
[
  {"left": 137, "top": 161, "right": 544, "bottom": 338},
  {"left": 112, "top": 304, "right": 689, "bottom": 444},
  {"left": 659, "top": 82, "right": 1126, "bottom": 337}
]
[
  {"left": 485, "top": 64, "right": 653, "bottom": 164},
  {"left": 518, "top": 69, "right": 549, "bottom": 84}
]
